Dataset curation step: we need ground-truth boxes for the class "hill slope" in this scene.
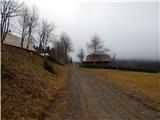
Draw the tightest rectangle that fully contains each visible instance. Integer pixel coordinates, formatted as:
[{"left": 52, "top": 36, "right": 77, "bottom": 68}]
[{"left": 1, "top": 44, "right": 69, "bottom": 120}]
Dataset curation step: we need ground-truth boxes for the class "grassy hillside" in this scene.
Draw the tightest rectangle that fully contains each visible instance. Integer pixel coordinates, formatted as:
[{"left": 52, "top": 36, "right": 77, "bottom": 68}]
[
  {"left": 83, "top": 68, "right": 160, "bottom": 111},
  {"left": 1, "top": 44, "right": 69, "bottom": 120}
]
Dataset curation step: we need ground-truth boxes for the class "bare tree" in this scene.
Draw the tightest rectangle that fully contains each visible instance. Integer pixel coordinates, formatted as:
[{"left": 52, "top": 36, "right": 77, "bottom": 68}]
[
  {"left": 87, "top": 34, "right": 103, "bottom": 53},
  {"left": 38, "top": 20, "right": 55, "bottom": 54},
  {"left": 110, "top": 52, "right": 116, "bottom": 66},
  {"left": 26, "top": 7, "right": 39, "bottom": 49},
  {"left": 77, "top": 48, "right": 85, "bottom": 63},
  {"left": 18, "top": 5, "right": 30, "bottom": 48},
  {"left": 52, "top": 32, "right": 73, "bottom": 64},
  {"left": 1, "top": 0, "right": 23, "bottom": 43},
  {"left": 53, "top": 40, "right": 64, "bottom": 63},
  {"left": 60, "top": 32, "right": 73, "bottom": 51},
  {"left": 60, "top": 32, "right": 73, "bottom": 63}
]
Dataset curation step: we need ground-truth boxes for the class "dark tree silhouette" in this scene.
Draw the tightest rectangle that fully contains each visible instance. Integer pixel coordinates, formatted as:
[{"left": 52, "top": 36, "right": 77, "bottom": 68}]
[
  {"left": 60, "top": 32, "right": 73, "bottom": 63},
  {"left": 77, "top": 48, "right": 85, "bottom": 63},
  {"left": 87, "top": 34, "right": 103, "bottom": 53}
]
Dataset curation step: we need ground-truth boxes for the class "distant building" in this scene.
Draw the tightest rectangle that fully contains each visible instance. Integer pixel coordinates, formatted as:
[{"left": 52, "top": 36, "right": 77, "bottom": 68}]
[
  {"left": 4, "top": 33, "right": 35, "bottom": 51},
  {"left": 82, "top": 53, "right": 112, "bottom": 67},
  {"left": 86, "top": 53, "right": 111, "bottom": 62}
]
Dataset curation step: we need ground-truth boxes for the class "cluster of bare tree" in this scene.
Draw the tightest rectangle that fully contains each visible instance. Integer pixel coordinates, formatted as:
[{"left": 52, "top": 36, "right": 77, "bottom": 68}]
[
  {"left": 19, "top": 6, "right": 39, "bottom": 49},
  {"left": 0, "top": 0, "right": 39, "bottom": 48},
  {"left": 43, "top": 32, "right": 73, "bottom": 64},
  {"left": 34, "top": 32, "right": 73, "bottom": 64},
  {"left": 38, "top": 20, "right": 56, "bottom": 53},
  {"left": 1, "top": 0, "right": 73, "bottom": 64},
  {"left": 0, "top": 1, "right": 49, "bottom": 49}
]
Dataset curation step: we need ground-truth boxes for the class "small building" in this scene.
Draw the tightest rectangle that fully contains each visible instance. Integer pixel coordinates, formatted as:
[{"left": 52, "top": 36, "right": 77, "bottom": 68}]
[
  {"left": 4, "top": 33, "right": 35, "bottom": 51},
  {"left": 82, "top": 53, "right": 112, "bottom": 68}
]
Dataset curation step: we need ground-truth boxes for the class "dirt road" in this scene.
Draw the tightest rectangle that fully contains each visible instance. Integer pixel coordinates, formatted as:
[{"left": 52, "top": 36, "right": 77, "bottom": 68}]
[{"left": 67, "top": 65, "right": 160, "bottom": 120}]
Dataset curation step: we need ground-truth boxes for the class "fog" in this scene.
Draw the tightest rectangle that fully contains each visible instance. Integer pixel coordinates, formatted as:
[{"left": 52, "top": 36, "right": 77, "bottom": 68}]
[{"left": 23, "top": 0, "right": 159, "bottom": 61}]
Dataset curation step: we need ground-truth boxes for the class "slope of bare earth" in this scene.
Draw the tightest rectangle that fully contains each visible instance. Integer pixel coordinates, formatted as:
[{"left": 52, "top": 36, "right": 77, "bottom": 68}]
[
  {"left": 66, "top": 65, "right": 160, "bottom": 120},
  {"left": 1, "top": 44, "right": 69, "bottom": 120}
]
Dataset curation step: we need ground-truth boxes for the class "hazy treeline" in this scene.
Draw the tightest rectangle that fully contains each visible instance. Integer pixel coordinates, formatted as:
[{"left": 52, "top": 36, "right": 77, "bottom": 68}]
[
  {"left": 1, "top": 0, "right": 73, "bottom": 64},
  {"left": 34, "top": 32, "right": 73, "bottom": 64},
  {"left": 113, "top": 59, "right": 160, "bottom": 72}
]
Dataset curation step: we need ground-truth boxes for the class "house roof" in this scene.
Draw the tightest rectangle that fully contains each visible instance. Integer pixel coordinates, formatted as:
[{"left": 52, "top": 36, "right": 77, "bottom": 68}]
[
  {"left": 4, "top": 33, "right": 35, "bottom": 51},
  {"left": 86, "top": 53, "right": 111, "bottom": 62}
]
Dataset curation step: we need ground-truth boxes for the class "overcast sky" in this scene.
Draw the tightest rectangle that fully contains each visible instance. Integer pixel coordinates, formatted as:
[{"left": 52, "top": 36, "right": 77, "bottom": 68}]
[{"left": 22, "top": 0, "right": 159, "bottom": 61}]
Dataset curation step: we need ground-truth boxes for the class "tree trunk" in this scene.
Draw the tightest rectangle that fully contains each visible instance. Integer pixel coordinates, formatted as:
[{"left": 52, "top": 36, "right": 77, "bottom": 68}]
[
  {"left": 1, "top": 16, "right": 10, "bottom": 43},
  {"left": 21, "top": 37, "right": 24, "bottom": 48},
  {"left": 26, "top": 24, "right": 32, "bottom": 50},
  {"left": 26, "top": 40, "right": 30, "bottom": 49}
]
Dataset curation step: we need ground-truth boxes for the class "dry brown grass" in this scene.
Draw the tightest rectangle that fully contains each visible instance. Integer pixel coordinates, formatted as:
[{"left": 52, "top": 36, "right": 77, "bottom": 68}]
[
  {"left": 1, "top": 44, "right": 69, "bottom": 120},
  {"left": 83, "top": 68, "right": 160, "bottom": 111}
]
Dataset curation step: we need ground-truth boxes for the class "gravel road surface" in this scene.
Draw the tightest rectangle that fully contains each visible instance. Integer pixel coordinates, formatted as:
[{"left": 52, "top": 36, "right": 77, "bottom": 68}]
[{"left": 67, "top": 65, "right": 160, "bottom": 120}]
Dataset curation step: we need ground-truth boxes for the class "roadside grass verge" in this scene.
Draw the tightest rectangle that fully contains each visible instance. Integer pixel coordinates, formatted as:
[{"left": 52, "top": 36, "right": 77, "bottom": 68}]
[
  {"left": 83, "top": 68, "right": 160, "bottom": 111},
  {"left": 1, "top": 44, "right": 69, "bottom": 120}
]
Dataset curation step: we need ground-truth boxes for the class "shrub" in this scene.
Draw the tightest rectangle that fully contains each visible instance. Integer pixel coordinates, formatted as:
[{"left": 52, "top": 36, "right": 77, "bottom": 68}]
[{"left": 43, "top": 60, "right": 54, "bottom": 73}]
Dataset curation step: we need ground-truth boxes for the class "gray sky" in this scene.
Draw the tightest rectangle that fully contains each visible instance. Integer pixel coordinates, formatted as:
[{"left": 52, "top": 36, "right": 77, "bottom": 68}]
[{"left": 23, "top": 0, "right": 159, "bottom": 61}]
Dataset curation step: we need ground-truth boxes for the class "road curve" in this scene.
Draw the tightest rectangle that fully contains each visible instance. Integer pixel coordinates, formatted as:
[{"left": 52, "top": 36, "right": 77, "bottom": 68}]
[{"left": 67, "top": 65, "right": 160, "bottom": 120}]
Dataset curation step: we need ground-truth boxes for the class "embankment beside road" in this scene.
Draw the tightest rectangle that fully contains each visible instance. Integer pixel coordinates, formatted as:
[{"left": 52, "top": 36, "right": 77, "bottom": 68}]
[{"left": 1, "top": 44, "right": 69, "bottom": 120}]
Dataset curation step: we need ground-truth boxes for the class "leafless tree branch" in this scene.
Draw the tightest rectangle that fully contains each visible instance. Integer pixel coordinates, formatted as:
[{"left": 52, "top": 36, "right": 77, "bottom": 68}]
[{"left": 1, "top": 0, "right": 24, "bottom": 43}]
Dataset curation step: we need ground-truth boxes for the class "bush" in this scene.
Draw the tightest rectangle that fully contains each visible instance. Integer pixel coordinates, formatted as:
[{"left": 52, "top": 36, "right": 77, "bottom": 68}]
[{"left": 43, "top": 60, "right": 54, "bottom": 73}]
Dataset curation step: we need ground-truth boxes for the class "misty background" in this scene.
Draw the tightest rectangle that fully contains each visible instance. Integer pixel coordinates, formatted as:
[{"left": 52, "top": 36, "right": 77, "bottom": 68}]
[{"left": 15, "top": 0, "right": 159, "bottom": 61}]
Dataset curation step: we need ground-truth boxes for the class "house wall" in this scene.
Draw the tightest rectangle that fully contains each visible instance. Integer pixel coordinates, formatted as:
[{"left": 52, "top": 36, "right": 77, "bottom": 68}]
[
  {"left": 86, "top": 53, "right": 111, "bottom": 62},
  {"left": 4, "top": 33, "right": 35, "bottom": 51}
]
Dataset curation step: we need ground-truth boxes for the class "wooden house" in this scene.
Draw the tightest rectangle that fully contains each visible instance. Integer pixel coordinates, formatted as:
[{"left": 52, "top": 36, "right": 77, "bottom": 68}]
[{"left": 82, "top": 53, "right": 112, "bottom": 67}]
